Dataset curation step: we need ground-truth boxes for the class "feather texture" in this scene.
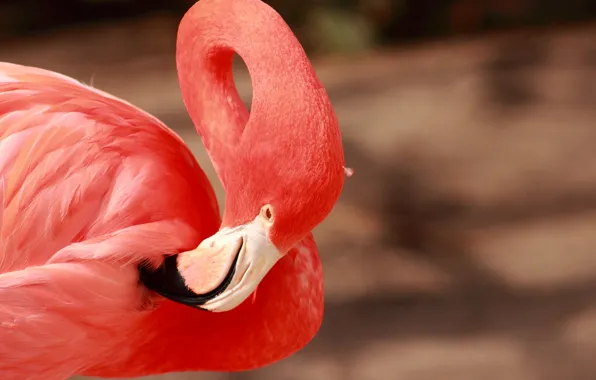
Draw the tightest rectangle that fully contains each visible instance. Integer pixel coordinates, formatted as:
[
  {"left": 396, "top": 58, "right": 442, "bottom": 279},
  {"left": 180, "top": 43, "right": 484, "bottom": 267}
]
[
  {"left": 0, "top": 0, "right": 342, "bottom": 376},
  {"left": 0, "top": 62, "right": 221, "bottom": 379}
]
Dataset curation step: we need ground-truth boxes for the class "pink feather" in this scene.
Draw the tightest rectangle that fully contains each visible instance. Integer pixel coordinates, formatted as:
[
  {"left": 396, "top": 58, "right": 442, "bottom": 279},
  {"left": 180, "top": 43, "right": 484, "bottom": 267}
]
[{"left": 0, "top": 62, "right": 220, "bottom": 379}]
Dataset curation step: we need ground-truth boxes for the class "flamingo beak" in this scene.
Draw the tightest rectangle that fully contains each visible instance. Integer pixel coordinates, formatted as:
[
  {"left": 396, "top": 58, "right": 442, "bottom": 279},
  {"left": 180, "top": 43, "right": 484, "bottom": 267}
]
[{"left": 139, "top": 215, "right": 281, "bottom": 312}]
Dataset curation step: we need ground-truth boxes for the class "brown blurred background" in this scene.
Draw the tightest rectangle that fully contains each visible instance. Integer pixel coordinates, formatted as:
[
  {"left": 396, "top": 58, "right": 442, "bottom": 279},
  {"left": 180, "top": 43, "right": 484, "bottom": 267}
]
[{"left": 2, "top": 0, "right": 596, "bottom": 379}]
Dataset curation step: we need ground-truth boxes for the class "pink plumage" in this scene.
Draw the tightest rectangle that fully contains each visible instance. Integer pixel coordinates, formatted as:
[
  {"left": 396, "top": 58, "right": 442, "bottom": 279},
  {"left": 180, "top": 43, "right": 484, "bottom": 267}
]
[
  {"left": 0, "top": 0, "right": 345, "bottom": 378},
  {"left": 0, "top": 62, "right": 220, "bottom": 378}
]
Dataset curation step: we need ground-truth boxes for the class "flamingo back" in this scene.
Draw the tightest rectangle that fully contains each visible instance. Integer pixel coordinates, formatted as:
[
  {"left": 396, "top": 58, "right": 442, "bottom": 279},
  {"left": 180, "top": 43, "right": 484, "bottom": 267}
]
[{"left": 0, "top": 62, "right": 220, "bottom": 379}]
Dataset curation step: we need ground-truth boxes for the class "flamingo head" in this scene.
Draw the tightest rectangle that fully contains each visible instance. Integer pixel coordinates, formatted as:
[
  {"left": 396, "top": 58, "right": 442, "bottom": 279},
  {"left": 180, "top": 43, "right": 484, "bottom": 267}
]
[
  {"left": 175, "top": 92, "right": 345, "bottom": 312},
  {"left": 139, "top": 78, "right": 345, "bottom": 313},
  {"left": 140, "top": 0, "right": 345, "bottom": 314}
]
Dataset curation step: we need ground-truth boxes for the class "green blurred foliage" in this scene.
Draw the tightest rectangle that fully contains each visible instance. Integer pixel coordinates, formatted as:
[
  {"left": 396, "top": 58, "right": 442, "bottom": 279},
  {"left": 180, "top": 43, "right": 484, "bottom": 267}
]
[{"left": 0, "top": 0, "right": 595, "bottom": 54}]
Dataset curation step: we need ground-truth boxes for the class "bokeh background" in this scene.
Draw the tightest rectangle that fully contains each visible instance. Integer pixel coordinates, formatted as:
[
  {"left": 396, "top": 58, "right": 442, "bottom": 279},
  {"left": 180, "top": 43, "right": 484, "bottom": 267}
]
[{"left": 2, "top": 0, "right": 596, "bottom": 379}]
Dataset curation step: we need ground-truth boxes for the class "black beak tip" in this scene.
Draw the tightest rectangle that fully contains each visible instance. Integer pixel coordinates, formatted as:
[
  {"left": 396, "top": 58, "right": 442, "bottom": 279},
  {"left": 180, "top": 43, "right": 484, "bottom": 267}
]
[
  {"left": 139, "top": 246, "right": 241, "bottom": 310},
  {"left": 138, "top": 255, "right": 211, "bottom": 308}
]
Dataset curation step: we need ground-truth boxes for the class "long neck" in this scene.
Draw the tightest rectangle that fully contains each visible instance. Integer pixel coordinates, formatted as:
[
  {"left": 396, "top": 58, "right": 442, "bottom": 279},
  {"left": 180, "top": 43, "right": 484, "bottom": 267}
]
[
  {"left": 176, "top": 0, "right": 343, "bottom": 228},
  {"left": 176, "top": 0, "right": 315, "bottom": 185}
]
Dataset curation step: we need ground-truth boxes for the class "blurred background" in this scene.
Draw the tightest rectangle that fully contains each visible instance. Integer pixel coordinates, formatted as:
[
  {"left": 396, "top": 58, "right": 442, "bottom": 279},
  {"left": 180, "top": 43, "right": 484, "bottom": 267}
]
[{"left": 2, "top": 0, "right": 596, "bottom": 379}]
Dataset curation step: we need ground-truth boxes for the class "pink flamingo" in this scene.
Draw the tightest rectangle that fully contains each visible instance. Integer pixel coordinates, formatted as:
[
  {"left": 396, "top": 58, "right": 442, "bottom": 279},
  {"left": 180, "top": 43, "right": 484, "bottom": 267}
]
[{"left": 0, "top": 0, "right": 345, "bottom": 378}]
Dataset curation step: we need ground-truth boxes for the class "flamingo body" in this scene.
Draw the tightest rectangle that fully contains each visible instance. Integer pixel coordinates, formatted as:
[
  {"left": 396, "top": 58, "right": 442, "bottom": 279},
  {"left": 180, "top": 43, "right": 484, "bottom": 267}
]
[
  {"left": 0, "top": 62, "right": 220, "bottom": 377},
  {"left": 0, "top": 63, "right": 219, "bottom": 271},
  {"left": 0, "top": 0, "right": 344, "bottom": 378}
]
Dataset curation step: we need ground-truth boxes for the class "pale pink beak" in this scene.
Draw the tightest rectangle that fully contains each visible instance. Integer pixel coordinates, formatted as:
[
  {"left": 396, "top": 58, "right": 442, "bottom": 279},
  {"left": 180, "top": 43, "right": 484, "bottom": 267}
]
[{"left": 176, "top": 214, "right": 282, "bottom": 312}]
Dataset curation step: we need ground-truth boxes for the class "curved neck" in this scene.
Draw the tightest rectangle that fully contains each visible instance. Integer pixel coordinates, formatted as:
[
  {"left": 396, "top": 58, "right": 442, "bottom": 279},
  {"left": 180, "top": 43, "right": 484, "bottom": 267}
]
[
  {"left": 176, "top": 0, "right": 317, "bottom": 185},
  {"left": 176, "top": 0, "right": 343, "bottom": 228}
]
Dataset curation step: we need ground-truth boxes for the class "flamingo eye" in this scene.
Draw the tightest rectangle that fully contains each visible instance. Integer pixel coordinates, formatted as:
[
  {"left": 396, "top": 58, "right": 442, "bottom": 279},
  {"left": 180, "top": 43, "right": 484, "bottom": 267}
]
[{"left": 260, "top": 204, "right": 274, "bottom": 224}]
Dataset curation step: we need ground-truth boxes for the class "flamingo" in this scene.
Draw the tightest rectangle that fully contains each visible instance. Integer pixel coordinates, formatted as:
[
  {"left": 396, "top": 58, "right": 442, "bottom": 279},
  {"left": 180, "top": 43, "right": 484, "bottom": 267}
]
[{"left": 0, "top": 0, "right": 345, "bottom": 378}]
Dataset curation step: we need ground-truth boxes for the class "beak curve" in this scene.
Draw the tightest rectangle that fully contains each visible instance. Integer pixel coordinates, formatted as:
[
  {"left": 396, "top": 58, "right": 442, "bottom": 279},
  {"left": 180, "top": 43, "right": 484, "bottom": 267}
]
[{"left": 139, "top": 217, "right": 281, "bottom": 312}]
